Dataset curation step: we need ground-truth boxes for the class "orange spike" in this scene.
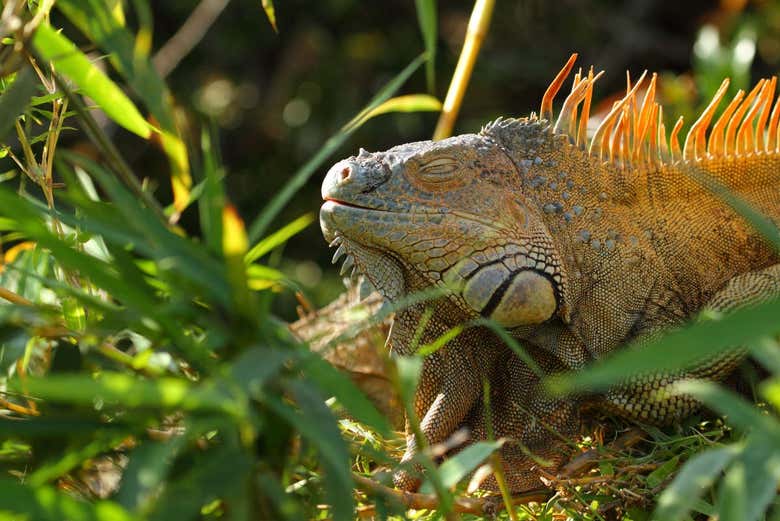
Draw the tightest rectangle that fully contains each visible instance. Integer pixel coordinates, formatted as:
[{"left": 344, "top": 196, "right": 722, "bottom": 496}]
[
  {"left": 623, "top": 105, "right": 632, "bottom": 166},
  {"left": 736, "top": 79, "right": 770, "bottom": 155},
  {"left": 669, "top": 116, "right": 684, "bottom": 161},
  {"left": 647, "top": 102, "right": 659, "bottom": 165},
  {"left": 590, "top": 70, "right": 648, "bottom": 158},
  {"left": 739, "top": 79, "right": 772, "bottom": 154},
  {"left": 766, "top": 87, "right": 780, "bottom": 152},
  {"left": 754, "top": 76, "right": 776, "bottom": 152},
  {"left": 683, "top": 77, "right": 730, "bottom": 161},
  {"left": 611, "top": 109, "right": 626, "bottom": 164},
  {"left": 541, "top": 53, "right": 578, "bottom": 123},
  {"left": 577, "top": 67, "right": 596, "bottom": 148},
  {"left": 709, "top": 89, "right": 745, "bottom": 157},
  {"left": 554, "top": 73, "right": 589, "bottom": 138},
  {"left": 634, "top": 73, "right": 658, "bottom": 161},
  {"left": 658, "top": 106, "right": 669, "bottom": 161},
  {"left": 725, "top": 79, "right": 764, "bottom": 156}
]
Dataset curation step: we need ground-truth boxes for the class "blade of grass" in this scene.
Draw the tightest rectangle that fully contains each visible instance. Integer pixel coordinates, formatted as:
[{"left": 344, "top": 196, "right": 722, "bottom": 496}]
[
  {"left": 247, "top": 53, "right": 427, "bottom": 242},
  {"left": 245, "top": 213, "right": 314, "bottom": 264},
  {"left": 414, "top": 0, "right": 437, "bottom": 93}
]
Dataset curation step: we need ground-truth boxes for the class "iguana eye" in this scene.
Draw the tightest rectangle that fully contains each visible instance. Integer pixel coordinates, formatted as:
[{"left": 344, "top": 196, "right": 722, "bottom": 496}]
[{"left": 418, "top": 157, "right": 459, "bottom": 181}]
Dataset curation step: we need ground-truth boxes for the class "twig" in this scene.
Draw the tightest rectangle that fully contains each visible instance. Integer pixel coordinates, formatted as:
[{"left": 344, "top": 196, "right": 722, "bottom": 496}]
[
  {"left": 558, "top": 427, "right": 645, "bottom": 478},
  {"left": 432, "top": 0, "right": 495, "bottom": 140},
  {"left": 0, "top": 286, "right": 33, "bottom": 306},
  {"left": 353, "top": 473, "right": 549, "bottom": 516},
  {"left": 153, "top": 0, "right": 231, "bottom": 78},
  {"left": 351, "top": 424, "right": 648, "bottom": 517}
]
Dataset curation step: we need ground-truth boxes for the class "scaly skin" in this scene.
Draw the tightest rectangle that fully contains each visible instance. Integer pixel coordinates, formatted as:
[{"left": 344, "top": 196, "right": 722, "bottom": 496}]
[{"left": 319, "top": 69, "right": 780, "bottom": 492}]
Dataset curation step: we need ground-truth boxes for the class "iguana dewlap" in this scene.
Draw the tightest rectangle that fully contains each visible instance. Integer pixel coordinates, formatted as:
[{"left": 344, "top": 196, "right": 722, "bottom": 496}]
[{"left": 319, "top": 54, "right": 780, "bottom": 492}]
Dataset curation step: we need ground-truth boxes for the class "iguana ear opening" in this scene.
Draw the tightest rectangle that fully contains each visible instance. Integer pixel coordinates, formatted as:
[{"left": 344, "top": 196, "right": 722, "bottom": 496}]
[{"left": 461, "top": 267, "right": 557, "bottom": 327}]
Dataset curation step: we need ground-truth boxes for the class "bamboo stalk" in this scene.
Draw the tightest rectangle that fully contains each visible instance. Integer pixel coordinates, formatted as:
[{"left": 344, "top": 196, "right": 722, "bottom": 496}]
[{"left": 432, "top": 0, "right": 495, "bottom": 140}]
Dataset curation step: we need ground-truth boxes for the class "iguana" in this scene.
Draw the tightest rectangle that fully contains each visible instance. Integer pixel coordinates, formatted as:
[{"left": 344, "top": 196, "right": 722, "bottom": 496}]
[{"left": 318, "top": 54, "right": 780, "bottom": 492}]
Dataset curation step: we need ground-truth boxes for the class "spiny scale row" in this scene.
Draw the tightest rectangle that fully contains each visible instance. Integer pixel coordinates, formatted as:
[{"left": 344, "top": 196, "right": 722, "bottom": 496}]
[{"left": 541, "top": 53, "right": 780, "bottom": 168}]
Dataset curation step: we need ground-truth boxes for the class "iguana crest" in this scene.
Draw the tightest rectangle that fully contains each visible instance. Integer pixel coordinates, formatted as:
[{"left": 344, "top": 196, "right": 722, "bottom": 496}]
[{"left": 490, "top": 53, "right": 780, "bottom": 170}]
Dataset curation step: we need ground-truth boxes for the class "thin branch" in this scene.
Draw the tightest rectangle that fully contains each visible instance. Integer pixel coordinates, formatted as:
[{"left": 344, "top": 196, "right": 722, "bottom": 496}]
[{"left": 153, "top": 0, "right": 231, "bottom": 78}]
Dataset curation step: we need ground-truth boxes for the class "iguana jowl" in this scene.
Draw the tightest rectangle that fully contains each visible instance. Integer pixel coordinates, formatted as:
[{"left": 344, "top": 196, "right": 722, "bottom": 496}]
[{"left": 319, "top": 53, "right": 780, "bottom": 492}]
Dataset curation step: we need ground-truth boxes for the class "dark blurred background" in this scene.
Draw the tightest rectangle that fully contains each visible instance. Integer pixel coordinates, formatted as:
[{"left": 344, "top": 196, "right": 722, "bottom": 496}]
[{"left": 55, "top": 0, "right": 780, "bottom": 318}]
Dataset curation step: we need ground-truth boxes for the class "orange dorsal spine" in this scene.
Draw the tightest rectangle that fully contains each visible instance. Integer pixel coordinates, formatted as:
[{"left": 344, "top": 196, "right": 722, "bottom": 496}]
[{"left": 537, "top": 53, "right": 780, "bottom": 170}]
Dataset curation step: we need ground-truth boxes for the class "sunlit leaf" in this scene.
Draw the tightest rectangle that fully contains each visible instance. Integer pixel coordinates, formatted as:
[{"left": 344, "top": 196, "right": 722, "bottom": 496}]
[
  {"left": 56, "top": 0, "right": 192, "bottom": 212},
  {"left": 349, "top": 94, "right": 442, "bottom": 130},
  {"left": 32, "top": 23, "right": 151, "bottom": 138},
  {"left": 261, "top": 0, "right": 278, "bottom": 32},
  {"left": 419, "top": 440, "right": 501, "bottom": 494},
  {"left": 552, "top": 298, "right": 780, "bottom": 394},
  {"left": 246, "top": 213, "right": 314, "bottom": 264},
  {"left": 11, "top": 372, "right": 244, "bottom": 417}
]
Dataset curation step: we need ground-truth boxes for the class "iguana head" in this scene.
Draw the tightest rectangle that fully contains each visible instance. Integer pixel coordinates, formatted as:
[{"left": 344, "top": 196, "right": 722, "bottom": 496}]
[{"left": 320, "top": 129, "right": 563, "bottom": 328}]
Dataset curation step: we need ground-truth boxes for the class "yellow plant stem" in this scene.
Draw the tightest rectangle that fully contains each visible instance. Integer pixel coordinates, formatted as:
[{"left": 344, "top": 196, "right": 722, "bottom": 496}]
[
  {"left": 0, "top": 286, "right": 33, "bottom": 306},
  {"left": 432, "top": 0, "right": 495, "bottom": 140}
]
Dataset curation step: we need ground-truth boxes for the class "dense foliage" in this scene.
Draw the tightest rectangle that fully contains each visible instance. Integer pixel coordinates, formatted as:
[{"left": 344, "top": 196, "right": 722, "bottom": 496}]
[{"left": 0, "top": 1, "right": 778, "bottom": 520}]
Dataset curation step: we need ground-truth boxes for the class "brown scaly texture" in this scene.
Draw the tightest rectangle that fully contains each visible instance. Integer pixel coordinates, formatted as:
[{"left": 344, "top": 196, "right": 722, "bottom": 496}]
[{"left": 318, "top": 54, "right": 780, "bottom": 492}]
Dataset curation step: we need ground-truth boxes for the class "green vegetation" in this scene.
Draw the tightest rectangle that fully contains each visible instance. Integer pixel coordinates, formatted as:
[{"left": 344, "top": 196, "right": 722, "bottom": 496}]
[{"left": 0, "top": 1, "right": 777, "bottom": 520}]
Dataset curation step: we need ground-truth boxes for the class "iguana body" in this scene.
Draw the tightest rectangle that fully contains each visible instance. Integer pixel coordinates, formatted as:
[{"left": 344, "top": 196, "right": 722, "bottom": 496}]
[{"left": 319, "top": 54, "right": 780, "bottom": 491}]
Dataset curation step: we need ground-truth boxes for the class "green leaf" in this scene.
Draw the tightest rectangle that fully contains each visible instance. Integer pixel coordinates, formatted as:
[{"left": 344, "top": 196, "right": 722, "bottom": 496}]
[
  {"left": 419, "top": 440, "right": 502, "bottom": 494},
  {"left": 268, "top": 381, "right": 354, "bottom": 521},
  {"left": 0, "top": 65, "right": 39, "bottom": 142},
  {"left": 732, "top": 435, "right": 780, "bottom": 521},
  {"left": 116, "top": 436, "right": 186, "bottom": 513},
  {"left": 245, "top": 213, "right": 315, "bottom": 264},
  {"left": 248, "top": 53, "right": 428, "bottom": 242},
  {"left": 645, "top": 455, "right": 679, "bottom": 488},
  {"left": 676, "top": 380, "right": 780, "bottom": 437},
  {"left": 11, "top": 372, "right": 244, "bottom": 417},
  {"left": 350, "top": 94, "right": 442, "bottom": 129},
  {"left": 0, "top": 479, "right": 138, "bottom": 520},
  {"left": 32, "top": 22, "right": 151, "bottom": 138},
  {"left": 197, "top": 126, "right": 225, "bottom": 256},
  {"left": 396, "top": 356, "right": 423, "bottom": 406},
  {"left": 414, "top": 0, "right": 437, "bottom": 92},
  {"left": 553, "top": 298, "right": 780, "bottom": 394},
  {"left": 146, "top": 434, "right": 252, "bottom": 521},
  {"left": 55, "top": 0, "right": 192, "bottom": 211},
  {"left": 299, "top": 353, "right": 392, "bottom": 437},
  {"left": 261, "top": 0, "right": 278, "bottom": 32},
  {"left": 652, "top": 444, "right": 741, "bottom": 521},
  {"left": 717, "top": 459, "right": 747, "bottom": 521}
]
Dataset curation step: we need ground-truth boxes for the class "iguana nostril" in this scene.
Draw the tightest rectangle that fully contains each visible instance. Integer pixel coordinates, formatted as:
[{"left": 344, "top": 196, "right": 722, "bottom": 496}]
[{"left": 340, "top": 166, "right": 351, "bottom": 181}]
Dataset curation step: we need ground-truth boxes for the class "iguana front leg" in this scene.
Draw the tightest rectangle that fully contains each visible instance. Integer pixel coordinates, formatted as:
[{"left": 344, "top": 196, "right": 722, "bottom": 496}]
[
  {"left": 604, "top": 263, "right": 780, "bottom": 424},
  {"left": 390, "top": 306, "right": 501, "bottom": 490}
]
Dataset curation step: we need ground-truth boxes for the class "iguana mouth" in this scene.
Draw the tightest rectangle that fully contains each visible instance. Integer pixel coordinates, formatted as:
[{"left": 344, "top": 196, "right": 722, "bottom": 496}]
[{"left": 322, "top": 197, "right": 390, "bottom": 212}]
